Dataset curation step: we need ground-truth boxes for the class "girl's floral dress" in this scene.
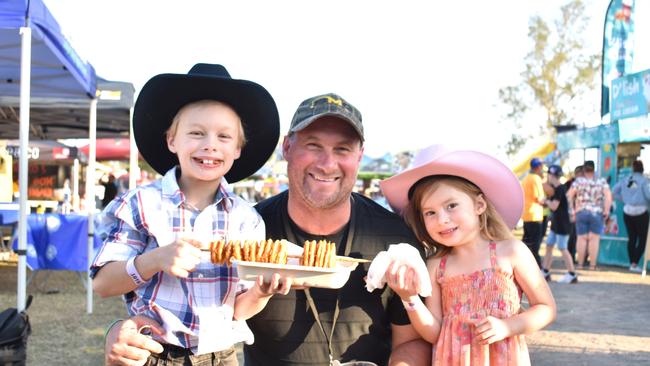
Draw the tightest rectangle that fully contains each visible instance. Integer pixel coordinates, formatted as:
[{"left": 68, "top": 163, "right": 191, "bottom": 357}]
[{"left": 433, "top": 242, "right": 530, "bottom": 365}]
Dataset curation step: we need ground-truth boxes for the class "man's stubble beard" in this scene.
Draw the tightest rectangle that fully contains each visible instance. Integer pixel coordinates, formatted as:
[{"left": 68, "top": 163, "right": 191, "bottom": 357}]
[{"left": 299, "top": 178, "right": 353, "bottom": 210}]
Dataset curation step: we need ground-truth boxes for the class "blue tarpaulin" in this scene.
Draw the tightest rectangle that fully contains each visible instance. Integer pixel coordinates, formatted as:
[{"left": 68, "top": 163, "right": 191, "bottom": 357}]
[{"left": 13, "top": 214, "right": 101, "bottom": 271}]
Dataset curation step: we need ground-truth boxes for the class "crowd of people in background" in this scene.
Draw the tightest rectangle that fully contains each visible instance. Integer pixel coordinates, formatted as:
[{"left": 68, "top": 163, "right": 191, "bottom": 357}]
[{"left": 521, "top": 156, "right": 649, "bottom": 279}]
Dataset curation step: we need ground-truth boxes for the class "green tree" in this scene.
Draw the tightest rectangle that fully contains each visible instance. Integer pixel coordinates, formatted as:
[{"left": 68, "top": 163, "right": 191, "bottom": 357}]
[{"left": 499, "top": 0, "right": 600, "bottom": 157}]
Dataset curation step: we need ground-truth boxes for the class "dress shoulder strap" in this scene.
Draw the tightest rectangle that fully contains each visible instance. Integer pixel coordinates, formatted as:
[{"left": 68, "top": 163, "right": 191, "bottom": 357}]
[
  {"left": 489, "top": 242, "right": 497, "bottom": 268},
  {"left": 437, "top": 255, "right": 447, "bottom": 280}
]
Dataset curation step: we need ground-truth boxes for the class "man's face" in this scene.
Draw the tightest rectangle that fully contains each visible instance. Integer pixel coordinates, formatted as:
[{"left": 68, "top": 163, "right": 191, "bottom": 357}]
[{"left": 283, "top": 117, "right": 363, "bottom": 209}]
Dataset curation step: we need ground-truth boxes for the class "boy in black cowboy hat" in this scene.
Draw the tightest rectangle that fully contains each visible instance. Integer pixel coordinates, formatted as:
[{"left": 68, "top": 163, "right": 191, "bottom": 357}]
[{"left": 91, "top": 64, "right": 291, "bottom": 365}]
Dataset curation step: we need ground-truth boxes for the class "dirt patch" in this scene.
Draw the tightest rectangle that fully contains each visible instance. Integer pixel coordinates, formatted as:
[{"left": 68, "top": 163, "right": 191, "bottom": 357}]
[
  {"left": 527, "top": 265, "right": 650, "bottom": 365},
  {"left": 0, "top": 258, "right": 648, "bottom": 365}
]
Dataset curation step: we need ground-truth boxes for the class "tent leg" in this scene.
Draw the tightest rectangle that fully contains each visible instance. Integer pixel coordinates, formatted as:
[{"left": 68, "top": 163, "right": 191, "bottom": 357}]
[
  {"left": 86, "top": 98, "right": 97, "bottom": 314},
  {"left": 16, "top": 26, "right": 32, "bottom": 312},
  {"left": 73, "top": 159, "right": 80, "bottom": 212}
]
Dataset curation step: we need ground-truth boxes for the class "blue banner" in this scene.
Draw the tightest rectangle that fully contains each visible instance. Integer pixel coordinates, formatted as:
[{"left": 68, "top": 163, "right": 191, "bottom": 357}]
[
  {"left": 601, "top": 0, "right": 635, "bottom": 118},
  {"left": 611, "top": 69, "right": 650, "bottom": 120}
]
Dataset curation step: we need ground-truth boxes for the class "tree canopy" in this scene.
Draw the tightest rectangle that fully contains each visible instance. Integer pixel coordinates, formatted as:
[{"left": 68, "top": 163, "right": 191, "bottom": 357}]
[{"left": 499, "top": 0, "right": 600, "bottom": 157}]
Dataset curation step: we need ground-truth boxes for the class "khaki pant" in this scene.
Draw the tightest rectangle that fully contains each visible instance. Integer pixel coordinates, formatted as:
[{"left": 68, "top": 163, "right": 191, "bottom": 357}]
[{"left": 146, "top": 344, "right": 237, "bottom": 366}]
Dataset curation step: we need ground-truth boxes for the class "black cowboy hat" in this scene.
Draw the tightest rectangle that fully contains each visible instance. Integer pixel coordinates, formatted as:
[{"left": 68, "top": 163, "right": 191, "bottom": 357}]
[{"left": 133, "top": 64, "right": 280, "bottom": 183}]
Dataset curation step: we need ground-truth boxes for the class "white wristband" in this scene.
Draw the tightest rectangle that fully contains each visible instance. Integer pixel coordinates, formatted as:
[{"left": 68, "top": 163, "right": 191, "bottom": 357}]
[{"left": 126, "top": 256, "right": 146, "bottom": 286}]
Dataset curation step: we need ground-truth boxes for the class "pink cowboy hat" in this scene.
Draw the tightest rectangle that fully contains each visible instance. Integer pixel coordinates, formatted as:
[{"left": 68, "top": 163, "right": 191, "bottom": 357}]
[{"left": 380, "top": 144, "right": 523, "bottom": 229}]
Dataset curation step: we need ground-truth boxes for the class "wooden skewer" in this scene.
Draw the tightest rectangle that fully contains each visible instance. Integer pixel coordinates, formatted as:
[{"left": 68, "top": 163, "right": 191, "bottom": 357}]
[
  {"left": 287, "top": 254, "right": 371, "bottom": 263},
  {"left": 335, "top": 256, "right": 371, "bottom": 263},
  {"left": 201, "top": 248, "right": 371, "bottom": 263}
]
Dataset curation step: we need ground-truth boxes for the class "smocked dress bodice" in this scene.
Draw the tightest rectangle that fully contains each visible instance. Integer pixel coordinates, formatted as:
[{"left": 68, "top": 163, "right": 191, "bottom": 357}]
[{"left": 433, "top": 242, "right": 530, "bottom": 365}]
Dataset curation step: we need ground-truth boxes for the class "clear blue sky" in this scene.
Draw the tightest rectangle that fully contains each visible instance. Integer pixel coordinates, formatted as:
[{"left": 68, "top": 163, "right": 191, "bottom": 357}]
[{"left": 44, "top": 0, "right": 647, "bottom": 161}]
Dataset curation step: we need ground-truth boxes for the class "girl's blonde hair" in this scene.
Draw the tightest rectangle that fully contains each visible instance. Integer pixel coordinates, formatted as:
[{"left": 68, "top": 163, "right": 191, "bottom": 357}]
[
  {"left": 403, "top": 175, "right": 514, "bottom": 257},
  {"left": 165, "top": 100, "right": 247, "bottom": 147}
]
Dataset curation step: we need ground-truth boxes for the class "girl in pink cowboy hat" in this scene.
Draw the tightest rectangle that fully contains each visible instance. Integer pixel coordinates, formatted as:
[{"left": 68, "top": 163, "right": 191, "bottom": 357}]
[{"left": 380, "top": 144, "right": 556, "bottom": 366}]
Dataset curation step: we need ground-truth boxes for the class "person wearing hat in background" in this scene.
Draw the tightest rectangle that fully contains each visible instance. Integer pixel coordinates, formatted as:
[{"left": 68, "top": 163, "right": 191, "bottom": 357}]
[
  {"left": 566, "top": 160, "right": 612, "bottom": 270},
  {"left": 379, "top": 144, "right": 556, "bottom": 365},
  {"left": 612, "top": 160, "right": 650, "bottom": 273},
  {"left": 243, "top": 93, "right": 429, "bottom": 365},
  {"left": 541, "top": 165, "right": 578, "bottom": 284},
  {"left": 104, "top": 92, "right": 431, "bottom": 366},
  {"left": 521, "top": 157, "right": 546, "bottom": 267},
  {"left": 94, "top": 64, "right": 292, "bottom": 365}
]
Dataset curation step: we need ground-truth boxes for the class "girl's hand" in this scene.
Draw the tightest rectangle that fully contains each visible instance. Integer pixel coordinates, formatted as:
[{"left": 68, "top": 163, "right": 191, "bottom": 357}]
[
  {"left": 385, "top": 261, "right": 421, "bottom": 300},
  {"left": 470, "top": 316, "right": 510, "bottom": 345},
  {"left": 156, "top": 238, "right": 202, "bottom": 278},
  {"left": 252, "top": 273, "right": 292, "bottom": 297}
]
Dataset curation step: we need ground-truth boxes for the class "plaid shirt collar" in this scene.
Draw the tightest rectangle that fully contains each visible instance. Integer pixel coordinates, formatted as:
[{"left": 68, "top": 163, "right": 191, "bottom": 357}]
[{"left": 160, "top": 166, "right": 234, "bottom": 212}]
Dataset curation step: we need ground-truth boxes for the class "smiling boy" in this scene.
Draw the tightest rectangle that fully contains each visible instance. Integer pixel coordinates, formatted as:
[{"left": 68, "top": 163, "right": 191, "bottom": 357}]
[{"left": 91, "top": 64, "right": 291, "bottom": 365}]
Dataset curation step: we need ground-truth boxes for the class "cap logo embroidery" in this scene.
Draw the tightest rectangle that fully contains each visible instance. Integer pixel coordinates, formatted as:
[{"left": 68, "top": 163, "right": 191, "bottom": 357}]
[{"left": 311, "top": 95, "right": 342, "bottom": 108}]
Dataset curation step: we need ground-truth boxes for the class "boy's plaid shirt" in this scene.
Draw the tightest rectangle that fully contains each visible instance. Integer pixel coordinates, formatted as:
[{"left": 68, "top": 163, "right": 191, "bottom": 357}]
[{"left": 91, "top": 167, "right": 264, "bottom": 353}]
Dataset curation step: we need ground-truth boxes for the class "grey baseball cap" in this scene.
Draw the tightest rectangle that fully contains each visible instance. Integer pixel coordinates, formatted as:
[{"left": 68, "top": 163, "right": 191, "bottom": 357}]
[{"left": 289, "top": 93, "right": 364, "bottom": 141}]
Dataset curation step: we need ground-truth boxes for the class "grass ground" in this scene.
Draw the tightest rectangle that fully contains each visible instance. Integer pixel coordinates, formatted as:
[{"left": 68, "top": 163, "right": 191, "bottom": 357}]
[{"left": 0, "top": 249, "right": 648, "bottom": 365}]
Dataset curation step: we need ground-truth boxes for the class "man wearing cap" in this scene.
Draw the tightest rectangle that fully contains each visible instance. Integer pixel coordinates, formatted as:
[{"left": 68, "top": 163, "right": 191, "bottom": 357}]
[
  {"left": 541, "top": 165, "right": 578, "bottom": 283},
  {"left": 521, "top": 157, "right": 546, "bottom": 266},
  {"left": 244, "top": 93, "right": 428, "bottom": 365},
  {"left": 105, "top": 93, "right": 430, "bottom": 366}
]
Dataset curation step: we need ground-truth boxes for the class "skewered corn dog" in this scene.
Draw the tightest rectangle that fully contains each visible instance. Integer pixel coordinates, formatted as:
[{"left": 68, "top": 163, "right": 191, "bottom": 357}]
[
  {"left": 207, "top": 239, "right": 337, "bottom": 269},
  {"left": 300, "top": 240, "right": 336, "bottom": 269},
  {"left": 208, "top": 239, "right": 288, "bottom": 266}
]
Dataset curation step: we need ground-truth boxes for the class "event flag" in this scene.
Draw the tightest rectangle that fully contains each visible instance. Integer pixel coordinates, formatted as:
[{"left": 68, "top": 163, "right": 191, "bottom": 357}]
[{"left": 601, "top": 0, "right": 635, "bottom": 118}]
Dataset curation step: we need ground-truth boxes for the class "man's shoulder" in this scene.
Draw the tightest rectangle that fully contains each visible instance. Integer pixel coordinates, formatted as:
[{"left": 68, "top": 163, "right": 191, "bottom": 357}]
[
  {"left": 352, "top": 193, "right": 418, "bottom": 244},
  {"left": 254, "top": 191, "right": 287, "bottom": 215},
  {"left": 351, "top": 192, "right": 394, "bottom": 217},
  {"left": 522, "top": 173, "right": 540, "bottom": 186}
]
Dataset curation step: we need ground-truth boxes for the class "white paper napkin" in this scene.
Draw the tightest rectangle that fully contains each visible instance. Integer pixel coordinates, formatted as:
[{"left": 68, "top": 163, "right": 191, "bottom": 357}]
[{"left": 365, "top": 243, "right": 432, "bottom": 297}]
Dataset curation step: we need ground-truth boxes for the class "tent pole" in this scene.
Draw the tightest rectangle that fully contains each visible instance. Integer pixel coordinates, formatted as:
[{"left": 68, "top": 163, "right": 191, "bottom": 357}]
[
  {"left": 128, "top": 107, "right": 137, "bottom": 190},
  {"left": 73, "top": 158, "right": 80, "bottom": 212},
  {"left": 86, "top": 98, "right": 97, "bottom": 314},
  {"left": 17, "top": 26, "right": 31, "bottom": 312}
]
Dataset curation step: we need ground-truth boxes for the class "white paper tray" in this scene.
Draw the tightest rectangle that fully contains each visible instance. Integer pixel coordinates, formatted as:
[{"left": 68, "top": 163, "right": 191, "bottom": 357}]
[{"left": 233, "top": 259, "right": 359, "bottom": 289}]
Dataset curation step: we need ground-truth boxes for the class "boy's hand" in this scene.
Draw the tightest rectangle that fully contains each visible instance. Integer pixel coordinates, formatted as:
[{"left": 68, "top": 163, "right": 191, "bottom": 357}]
[
  {"left": 156, "top": 238, "right": 202, "bottom": 278},
  {"left": 385, "top": 261, "right": 420, "bottom": 301},
  {"left": 252, "top": 273, "right": 292, "bottom": 297},
  {"left": 470, "top": 316, "right": 510, "bottom": 345}
]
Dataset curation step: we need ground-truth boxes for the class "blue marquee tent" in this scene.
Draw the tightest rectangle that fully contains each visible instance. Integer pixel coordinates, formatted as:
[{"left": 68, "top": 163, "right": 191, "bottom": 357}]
[
  {"left": 0, "top": 0, "right": 96, "bottom": 99},
  {"left": 0, "top": 0, "right": 98, "bottom": 312}
]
